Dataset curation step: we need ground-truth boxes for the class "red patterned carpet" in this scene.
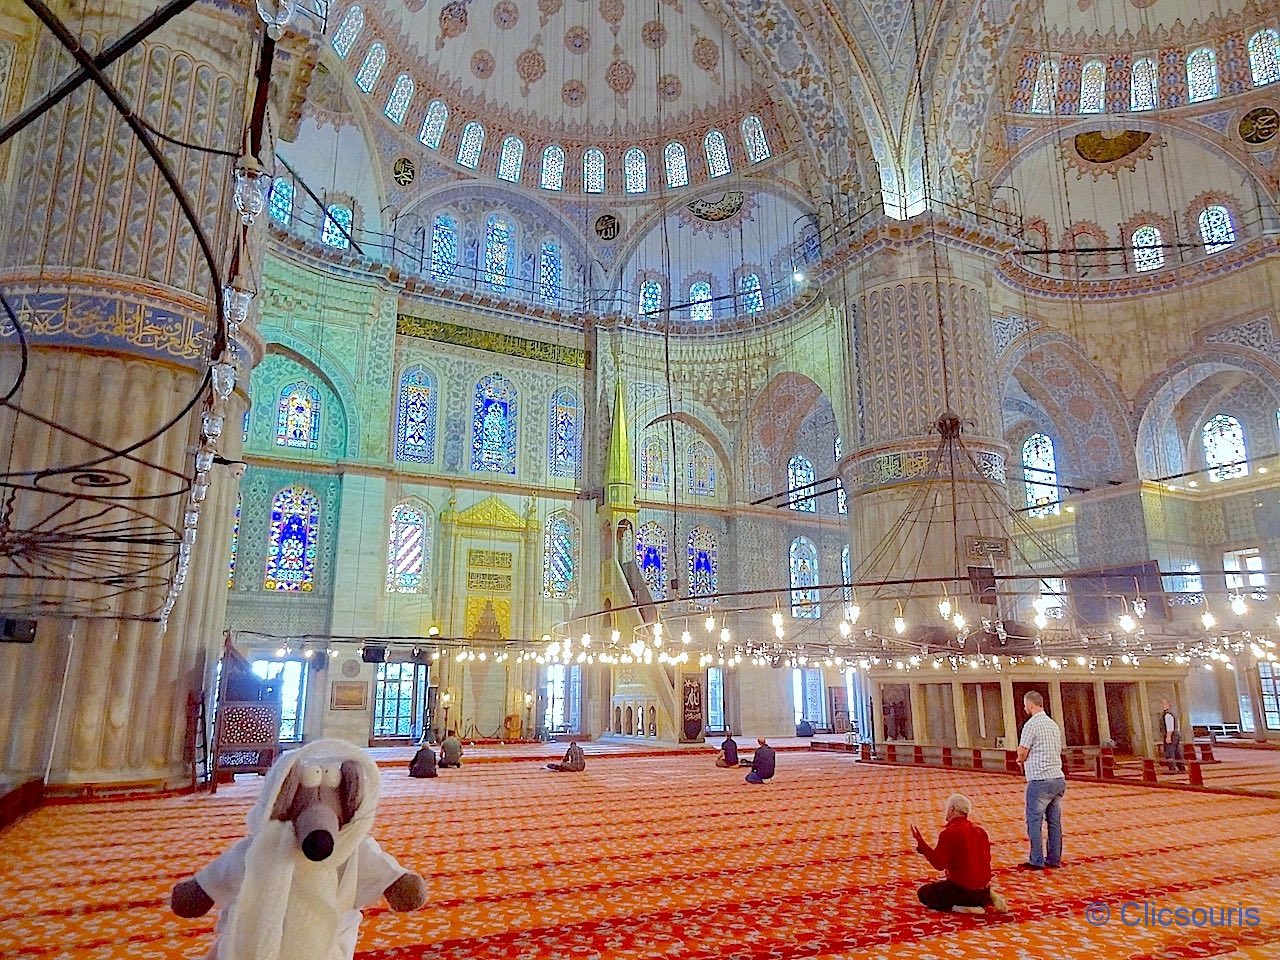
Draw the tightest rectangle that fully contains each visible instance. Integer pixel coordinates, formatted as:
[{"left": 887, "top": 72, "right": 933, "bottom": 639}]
[{"left": 2, "top": 753, "right": 1279, "bottom": 959}]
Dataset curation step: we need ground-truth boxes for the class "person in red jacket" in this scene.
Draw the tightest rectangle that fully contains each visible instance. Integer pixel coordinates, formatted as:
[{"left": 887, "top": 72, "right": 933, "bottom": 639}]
[{"left": 910, "top": 793, "right": 1008, "bottom": 914}]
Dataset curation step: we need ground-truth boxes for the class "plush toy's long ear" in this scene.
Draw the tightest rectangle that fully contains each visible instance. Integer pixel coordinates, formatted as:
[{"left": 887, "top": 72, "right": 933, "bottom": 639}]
[
  {"left": 271, "top": 763, "right": 302, "bottom": 821},
  {"left": 338, "top": 759, "right": 363, "bottom": 824}
]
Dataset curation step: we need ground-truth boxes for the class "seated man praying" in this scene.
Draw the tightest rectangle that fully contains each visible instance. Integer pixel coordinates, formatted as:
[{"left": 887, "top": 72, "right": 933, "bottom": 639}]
[
  {"left": 439, "top": 730, "right": 464, "bottom": 768},
  {"left": 744, "top": 737, "right": 775, "bottom": 784},
  {"left": 716, "top": 735, "right": 739, "bottom": 768},
  {"left": 911, "top": 793, "right": 1008, "bottom": 914},
  {"left": 547, "top": 740, "right": 586, "bottom": 772}
]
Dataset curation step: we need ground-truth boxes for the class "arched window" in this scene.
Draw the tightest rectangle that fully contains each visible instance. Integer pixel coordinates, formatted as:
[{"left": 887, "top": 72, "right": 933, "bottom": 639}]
[
  {"left": 1131, "top": 224, "right": 1164, "bottom": 271},
  {"left": 688, "top": 525, "right": 718, "bottom": 597},
  {"left": 687, "top": 440, "right": 716, "bottom": 496},
  {"left": 1031, "top": 58, "right": 1058, "bottom": 113},
  {"left": 664, "top": 141, "right": 689, "bottom": 188},
  {"left": 268, "top": 177, "right": 293, "bottom": 224},
  {"left": 1187, "top": 47, "right": 1219, "bottom": 102},
  {"left": 1198, "top": 205, "right": 1236, "bottom": 254},
  {"left": 419, "top": 100, "right": 448, "bottom": 148},
  {"left": 228, "top": 494, "right": 241, "bottom": 589},
  {"left": 354, "top": 41, "right": 386, "bottom": 93},
  {"left": 1130, "top": 57, "right": 1158, "bottom": 110},
  {"left": 788, "top": 455, "right": 816, "bottom": 512},
  {"left": 583, "top": 148, "right": 605, "bottom": 193},
  {"left": 497, "top": 135, "right": 525, "bottom": 182},
  {"left": 548, "top": 387, "right": 582, "bottom": 478},
  {"left": 639, "top": 278, "right": 663, "bottom": 316},
  {"left": 540, "top": 145, "right": 565, "bottom": 190},
  {"left": 635, "top": 521, "right": 669, "bottom": 599},
  {"left": 1203, "top": 414, "right": 1248, "bottom": 481},
  {"left": 841, "top": 544, "right": 851, "bottom": 602},
  {"left": 742, "top": 114, "right": 770, "bottom": 162},
  {"left": 739, "top": 273, "right": 763, "bottom": 314},
  {"left": 394, "top": 364, "right": 437, "bottom": 463},
  {"left": 640, "top": 436, "right": 668, "bottom": 491},
  {"left": 321, "top": 204, "right": 353, "bottom": 248},
  {"left": 483, "top": 214, "right": 514, "bottom": 290},
  {"left": 430, "top": 214, "right": 458, "bottom": 283},
  {"left": 689, "top": 280, "right": 713, "bottom": 323},
  {"left": 1022, "top": 433, "right": 1060, "bottom": 516},
  {"left": 471, "top": 373, "right": 518, "bottom": 474},
  {"left": 1079, "top": 60, "right": 1106, "bottom": 113},
  {"left": 386, "top": 503, "right": 428, "bottom": 593},
  {"left": 1249, "top": 29, "right": 1280, "bottom": 86},
  {"left": 384, "top": 74, "right": 413, "bottom": 123},
  {"left": 264, "top": 486, "right": 321, "bottom": 591},
  {"left": 704, "top": 130, "right": 730, "bottom": 177},
  {"left": 789, "top": 536, "right": 820, "bottom": 618},
  {"left": 624, "top": 148, "right": 647, "bottom": 193},
  {"left": 538, "top": 241, "right": 562, "bottom": 303},
  {"left": 457, "top": 121, "right": 485, "bottom": 169},
  {"left": 834, "top": 436, "right": 847, "bottom": 514},
  {"left": 276, "top": 381, "right": 320, "bottom": 449},
  {"left": 543, "top": 511, "right": 579, "bottom": 599},
  {"left": 331, "top": 5, "right": 363, "bottom": 57}
]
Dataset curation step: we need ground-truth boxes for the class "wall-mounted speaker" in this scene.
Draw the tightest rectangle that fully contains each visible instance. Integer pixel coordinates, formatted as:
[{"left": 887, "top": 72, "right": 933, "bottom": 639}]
[
  {"left": 361, "top": 645, "right": 387, "bottom": 663},
  {"left": 0, "top": 617, "right": 36, "bottom": 643}
]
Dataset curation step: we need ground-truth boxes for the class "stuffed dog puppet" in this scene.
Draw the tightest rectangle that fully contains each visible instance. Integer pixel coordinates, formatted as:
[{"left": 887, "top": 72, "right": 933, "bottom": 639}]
[{"left": 171, "top": 738, "right": 427, "bottom": 960}]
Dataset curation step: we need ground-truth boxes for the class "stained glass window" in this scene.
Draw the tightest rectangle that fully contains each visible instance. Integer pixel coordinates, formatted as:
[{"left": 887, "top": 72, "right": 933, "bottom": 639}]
[
  {"left": 841, "top": 544, "right": 851, "bottom": 602},
  {"left": 739, "top": 272, "right": 763, "bottom": 314},
  {"left": 1203, "top": 414, "right": 1248, "bottom": 481},
  {"left": 1080, "top": 60, "right": 1106, "bottom": 113},
  {"left": 275, "top": 381, "right": 320, "bottom": 449},
  {"left": 1187, "top": 47, "right": 1219, "bottom": 102},
  {"left": 264, "top": 486, "right": 320, "bottom": 591},
  {"left": 635, "top": 521, "right": 669, "bottom": 600},
  {"left": 1131, "top": 224, "right": 1164, "bottom": 271},
  {"left": 1031, "top": 58, "right": 1058, "bottom": 113},
  {"left": 268, "top": 177, "right": 293, "bottom": 225},
  {"left": 430, "top": 214, "right": 458, "bottom": 283},
  {"left": 497, "top": 135, "right": 525, "bottom": 182},
  {"left": 457, "top": 121, "right": 485, "bottom": 169},
  {"left": 834, "top": 436, "right": 847, "bottom": 514},
  {"left": 665, "top": 141, "right": 689, "bottom": 188},
  {"left": 1198, "top": 205, "right": 1236, "bottom": 254},
  {"left": 385, "top": 74, "right": 413, "bottom": 123},
  {"left": 583, "top": 148, "right": 605, "bottom": 193},
  {"left": 331, "top": 5, "right": 363, "bottom": 58},
  {"left": 687, "top": 440, "right": 716, "bottom": 496},
  {"left": 228, "top": 494, "right": 241, "bottom": 589},
  {"left": 386, "top": 503, "right": 428, "bottom": 593},
  {"left": 355, "top": 41, "right": 386, "bottom": 93},
  {"left": 624, "top": 148, "right": 647, "bottom": 193},
  {"left": 541, "top": 145, "right": 565, "bottom": 190},
  {"left": 789, "top": 536, "right": 820, "bottom": 618},
  {"left": 687, "top": 525, "right": 718, "bottom": 596},
  {"left": 1022, "top": 433, "right": 1060, "bottom": 516},
  {"left": 542, "top": 510, "right": 579, "bottom": 599},
  {"left": 539, "top": 241, "right": 562, "bottom": 303},
  {"left": 471, "top": 373, "right": 518, "bottom": 474},
  {"left": 321, "top": 204, "right": 353, "bottom": 249},
  {"left": 742, "top": 114, "right": 770, "bottom": 162},
  {"left": 484, "top": 214, "right": 513, "bottom": 290},
  {"left": 548, "top": 387, "right": 581, "bottom": 478},
  {"left": 394, "top": 364, "right": 437, "bottom": 462},
  {"left": 640, "top": 436, "right": 668, "bottom": 491},
  {"left": 1130, "top": 57, "right": 1158, "bottom": 110},
  {"left": 689, "top": 281, "right": 713, "bottom": 323},
  {"left": 419, "top": 100, "right": 448, "bottom": 149},
  {"left": 1249, "top": 29, "right": 1280, "bottom": 86},
  {"left": 788, "top": 455, "right": 816, "bottom": 512},
  {"left": 704, "top": 130, "right": 730, "bottom": 178},
  {"left": 639, "top": 278, "right": 663, "bottom": 316}
]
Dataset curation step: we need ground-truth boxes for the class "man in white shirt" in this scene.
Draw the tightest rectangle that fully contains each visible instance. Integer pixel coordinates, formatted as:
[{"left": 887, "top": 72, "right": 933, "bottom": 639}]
[
  {"left": 1161, "top": 699, "right": 1186, "bottom": 773},
  {"left": 1016, "top": 690, "right": 1065, "bottom": 870}
]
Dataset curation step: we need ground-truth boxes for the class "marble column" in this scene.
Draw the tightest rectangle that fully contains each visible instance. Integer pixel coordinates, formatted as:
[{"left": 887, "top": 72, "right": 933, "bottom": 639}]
[
  {"left": 999, "top": 677, "right": 1018, "bottom": 748},
  {"left": 952, "top": 679, "right": 970, "bottom": 748},
  {"left": 1094, "top": 679, "right": 1112, "bottom": 744},
  {"left": 0, "top": 0, "right": 256, "bottom": 788}
]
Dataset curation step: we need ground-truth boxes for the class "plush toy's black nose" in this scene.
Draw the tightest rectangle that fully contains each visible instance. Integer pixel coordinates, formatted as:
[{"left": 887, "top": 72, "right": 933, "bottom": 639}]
[{"left": 302, "top": 830, "right": 334, "bottom": 861}]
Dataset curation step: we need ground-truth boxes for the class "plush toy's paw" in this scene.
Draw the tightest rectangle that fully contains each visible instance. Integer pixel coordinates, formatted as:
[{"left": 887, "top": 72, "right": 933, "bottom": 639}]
[
  {"left": 384, "top": 871, "right": 428, "bottom": 912},
  {"left": 171, "top": 877, "right": 215, "bottom": 918}
]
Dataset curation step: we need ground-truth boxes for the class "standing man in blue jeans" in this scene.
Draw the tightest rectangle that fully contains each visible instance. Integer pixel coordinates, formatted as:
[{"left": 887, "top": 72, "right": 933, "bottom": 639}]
[{"left": 1016, "top": 690, "right": 1065, "bottom": 870}]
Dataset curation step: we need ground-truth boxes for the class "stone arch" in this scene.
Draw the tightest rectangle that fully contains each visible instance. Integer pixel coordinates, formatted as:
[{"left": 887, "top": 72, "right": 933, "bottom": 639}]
[
  {"left": 265, "top": 336, "right": 362, "bottom": 457},
  {"left": 740, "top": 372, "right": 836, "bottom": 502},
  {"left": 643, "top": 411, "right": 735, "bottom": 503},
  {"left": 254, "top": 344, "right": 356, "bottom": 459}
]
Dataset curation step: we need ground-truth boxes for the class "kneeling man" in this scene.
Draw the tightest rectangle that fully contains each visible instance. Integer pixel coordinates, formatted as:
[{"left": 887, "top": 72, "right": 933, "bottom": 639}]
[{"left": 911, "top": 793, "right": 1008, "bottom": 914}]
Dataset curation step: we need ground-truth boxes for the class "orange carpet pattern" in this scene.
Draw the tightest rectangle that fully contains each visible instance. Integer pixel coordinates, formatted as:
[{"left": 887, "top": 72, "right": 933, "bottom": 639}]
[{"left": 3, "top": 753, "right": 1280, "bottom": 959}]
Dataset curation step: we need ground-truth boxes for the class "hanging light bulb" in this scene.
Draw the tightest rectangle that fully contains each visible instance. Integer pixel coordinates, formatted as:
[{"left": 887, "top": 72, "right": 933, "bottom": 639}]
[
  {"left": 938, "top": 597, "right": 952, "bottom": 619},
  {"left": 610, "top": 629, "right": 620, "bottom": 644},
  {"left": 1133, "top": 597, "right": 1147, "bottom": 619},
  {"left": 771, "top": 609, "right": 784, "bottom": 630},
  {"left": 846, "top": 603, "right": 860, "bottom": 623},
  {"left": 681, "top": 630, "right": 692, "bottom": 645},
  {"left": 705, "top": 614, "right": 716, "bottom": 632},
  {"left": 952, "top": 613, "right": 966, "bottom": 631},
  {"left": 232, "top": 158, "right": 270, "bottom": 224},
  {"left": 1118, "top": 613, "right": 1136, "bottom": 633},
  {"left": 839, "top": 620, "right": 852, "bottom": 638},
  {"left": 894, "top": 615, "right": 906, "bottom": 635},
  {"left": 1230, "top": 594, "right": 1248, "bottom": 616},
  {"left": 1201, "top": 610, "right": 1217, "bottom": 630},
  {"left": 720, "top": 627, "right": 731, "bottom": 643},
  {"left": 211, "top": 361, "right": 237, "bottom": 400},
  {"left": 255, "top": 0, "right": 297, "bottom": 37}
]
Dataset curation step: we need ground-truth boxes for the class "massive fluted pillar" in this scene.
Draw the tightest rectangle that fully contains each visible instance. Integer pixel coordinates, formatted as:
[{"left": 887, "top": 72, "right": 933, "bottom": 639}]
[{"left": 0, "top": 0, "right": 256, "bottom": 790}]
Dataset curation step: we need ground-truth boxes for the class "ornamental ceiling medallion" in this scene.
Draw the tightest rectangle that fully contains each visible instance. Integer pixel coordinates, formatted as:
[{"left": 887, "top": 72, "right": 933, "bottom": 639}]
[
  {"left": 436, "top": 0, "right": 472, "bottom": 49},
  {"left": 1239, "top": 106, "right": 1279, "bottom": 147},
  {"left": 1066, "top": 130, "right": 1163, "bottom": 178},
  {"left": 686, "top": 191, "right": 746, "bottom": 222}
]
